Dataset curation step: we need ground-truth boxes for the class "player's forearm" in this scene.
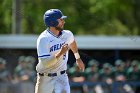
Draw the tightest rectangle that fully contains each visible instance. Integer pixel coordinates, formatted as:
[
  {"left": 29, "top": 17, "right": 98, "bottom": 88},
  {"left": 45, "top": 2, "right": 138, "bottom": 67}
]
[
  {"left": 69, "top": 40, "right": 78, "bottom": 53},
  {"left": 38, "top": 55, "right": 62, "bottom": 68},
  {"left": 69, "top": 40, "right": 80, "bottom": 59},
  {"left": 70, "top": 40, "right": 85, "bottom": 72},
  {"left": 55, "top": 52, "right": 63, "bottom": 59}
]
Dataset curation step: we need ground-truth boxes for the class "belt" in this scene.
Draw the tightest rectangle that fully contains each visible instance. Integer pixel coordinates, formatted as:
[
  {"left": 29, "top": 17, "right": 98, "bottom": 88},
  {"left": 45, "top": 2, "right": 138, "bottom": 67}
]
[{"left": 39, "top": 70, "right": 66, "bottom": 77}]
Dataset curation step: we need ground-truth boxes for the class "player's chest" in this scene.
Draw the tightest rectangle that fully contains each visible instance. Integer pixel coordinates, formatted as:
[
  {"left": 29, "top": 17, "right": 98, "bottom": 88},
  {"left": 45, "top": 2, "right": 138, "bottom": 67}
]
[{"left": 48, "top": 38, "right": 67, "bottom": 52}]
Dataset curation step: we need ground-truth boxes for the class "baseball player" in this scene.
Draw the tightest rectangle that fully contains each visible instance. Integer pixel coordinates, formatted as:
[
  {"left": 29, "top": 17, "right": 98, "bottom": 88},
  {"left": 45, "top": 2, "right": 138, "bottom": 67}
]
[{"left": 35, "top": 9, "right": 85, "bottom": 93}]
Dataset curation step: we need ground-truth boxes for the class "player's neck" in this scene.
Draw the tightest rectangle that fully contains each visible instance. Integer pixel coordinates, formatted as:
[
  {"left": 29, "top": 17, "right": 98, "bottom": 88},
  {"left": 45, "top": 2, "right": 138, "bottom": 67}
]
[{"left": 49, "top": 27, "right": 60, "bottom": 36}]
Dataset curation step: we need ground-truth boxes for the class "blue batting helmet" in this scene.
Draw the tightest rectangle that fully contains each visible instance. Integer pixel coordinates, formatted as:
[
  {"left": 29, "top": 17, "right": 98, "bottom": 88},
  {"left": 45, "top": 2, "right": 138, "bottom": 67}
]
[{"left": 43, "top": 9, "right": 67, "bottom": 27}]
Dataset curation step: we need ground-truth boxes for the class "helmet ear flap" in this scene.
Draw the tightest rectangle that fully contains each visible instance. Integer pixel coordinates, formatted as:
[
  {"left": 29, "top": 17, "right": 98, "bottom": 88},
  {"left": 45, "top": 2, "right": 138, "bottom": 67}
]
[
  {"left": 44, "top": 16, "right": 58, "bottom": 27},
  {"left": 49, "top": 19, "right": 59, "bottom": 27}
]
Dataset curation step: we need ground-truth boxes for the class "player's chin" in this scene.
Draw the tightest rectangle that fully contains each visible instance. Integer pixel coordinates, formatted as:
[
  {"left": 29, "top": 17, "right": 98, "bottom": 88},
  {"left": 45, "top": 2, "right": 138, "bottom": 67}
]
[
  {"left": 55, "top": 26, "right": 64, "bottom": 31},
  {"left": 60, "top": 25, "right": 64, "bottom": 29}
]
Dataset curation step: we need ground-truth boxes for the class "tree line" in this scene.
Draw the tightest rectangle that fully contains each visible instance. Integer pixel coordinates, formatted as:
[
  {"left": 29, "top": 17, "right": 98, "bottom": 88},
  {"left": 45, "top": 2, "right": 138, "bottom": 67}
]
[{"left": 0, "top": 0, "right": 140, "bottom": 35}]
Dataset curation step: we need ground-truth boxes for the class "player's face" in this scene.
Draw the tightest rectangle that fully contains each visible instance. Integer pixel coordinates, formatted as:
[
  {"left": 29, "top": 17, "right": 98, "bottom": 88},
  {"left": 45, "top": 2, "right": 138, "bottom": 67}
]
[{"left": 55, "top": 18, "right": 65, "bottom": 31}]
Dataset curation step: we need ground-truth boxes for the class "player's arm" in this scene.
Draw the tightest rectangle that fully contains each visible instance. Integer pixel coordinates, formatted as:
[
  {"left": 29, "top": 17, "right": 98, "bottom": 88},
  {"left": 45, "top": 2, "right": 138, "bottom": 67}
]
[
  {"left": 38, "top": 56, "right": 58, "bottom": 68},
  {"left": 69, "top": 40, "right": 85, "bottom": 72},
  {"left": 37, "top": 37, "right": 68, "bottom": 69},
  {"left": 38, "top": 44, "right": 69, "bottom": 68}
]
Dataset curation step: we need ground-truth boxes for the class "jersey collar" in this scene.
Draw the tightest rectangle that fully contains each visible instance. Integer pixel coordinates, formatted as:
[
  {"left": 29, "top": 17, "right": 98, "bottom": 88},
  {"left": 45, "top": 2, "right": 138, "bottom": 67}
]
[{"left": 46, "top": 28, "right": 63, "bottom": 38}]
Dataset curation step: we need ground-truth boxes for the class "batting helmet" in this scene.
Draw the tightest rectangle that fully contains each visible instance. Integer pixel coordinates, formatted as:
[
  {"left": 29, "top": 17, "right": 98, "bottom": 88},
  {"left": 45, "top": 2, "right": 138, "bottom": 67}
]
[{"left": 44, "top": 9, "right": 67, "bottom": 27}]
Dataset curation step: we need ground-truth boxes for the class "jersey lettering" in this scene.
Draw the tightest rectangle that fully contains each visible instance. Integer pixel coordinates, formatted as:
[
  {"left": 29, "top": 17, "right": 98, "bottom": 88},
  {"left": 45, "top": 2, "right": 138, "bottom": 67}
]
[{"left": 50, "top": 42, "right": 65, "bottom": 52}]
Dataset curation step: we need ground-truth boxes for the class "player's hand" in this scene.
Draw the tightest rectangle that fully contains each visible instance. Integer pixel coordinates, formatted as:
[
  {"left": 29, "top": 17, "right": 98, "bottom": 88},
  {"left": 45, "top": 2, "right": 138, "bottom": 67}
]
[
  {"left": 55, "top": 44, "right": 69, "bottom": 58},
  {"left": 60, "top": 44, "right": 69, "bottom": 54},
  {"left": 76, "top": 59, "right": 85, "bottom": 72}
]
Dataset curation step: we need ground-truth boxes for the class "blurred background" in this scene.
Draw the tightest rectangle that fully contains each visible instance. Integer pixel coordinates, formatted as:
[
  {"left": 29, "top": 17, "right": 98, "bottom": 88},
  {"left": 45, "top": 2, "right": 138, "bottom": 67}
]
[{"left": 0, "top": 0, "right": 140, "bottom": 93}]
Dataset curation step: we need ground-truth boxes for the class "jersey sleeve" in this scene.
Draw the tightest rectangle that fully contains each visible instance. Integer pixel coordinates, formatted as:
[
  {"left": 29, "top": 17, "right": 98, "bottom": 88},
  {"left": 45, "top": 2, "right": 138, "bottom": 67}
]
[
  {"left": 66, "top": 30, "right": 75, "bottom": 45},
  {"left": 37, "top": 37, "right": 50, "bottom": 58}
]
